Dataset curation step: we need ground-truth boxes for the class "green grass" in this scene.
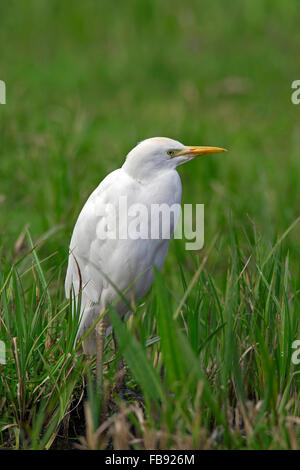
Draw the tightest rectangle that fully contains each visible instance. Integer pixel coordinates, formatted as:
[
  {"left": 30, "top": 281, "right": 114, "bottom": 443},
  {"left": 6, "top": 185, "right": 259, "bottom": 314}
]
[{"left": 1, "top": 0, "right": 300, "bottom": 449}]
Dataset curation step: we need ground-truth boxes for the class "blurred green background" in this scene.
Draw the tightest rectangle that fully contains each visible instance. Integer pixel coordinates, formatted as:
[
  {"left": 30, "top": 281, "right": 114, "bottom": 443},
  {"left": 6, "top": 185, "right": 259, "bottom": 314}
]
[{"left": 1, "top": 0, "right": 300, "bottom": 283}]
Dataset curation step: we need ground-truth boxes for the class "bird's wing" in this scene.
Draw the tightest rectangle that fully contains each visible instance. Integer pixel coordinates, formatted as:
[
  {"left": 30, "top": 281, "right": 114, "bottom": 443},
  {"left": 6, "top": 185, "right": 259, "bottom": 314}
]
[{"left": 65, "top": 168, "right": 128, "bottom": 304}]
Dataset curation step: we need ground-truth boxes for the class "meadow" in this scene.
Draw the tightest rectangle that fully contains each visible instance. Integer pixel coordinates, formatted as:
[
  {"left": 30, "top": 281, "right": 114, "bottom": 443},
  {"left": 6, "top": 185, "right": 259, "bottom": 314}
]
[{"left": 0, "top": 0, "right": 300, "bottom": 449}]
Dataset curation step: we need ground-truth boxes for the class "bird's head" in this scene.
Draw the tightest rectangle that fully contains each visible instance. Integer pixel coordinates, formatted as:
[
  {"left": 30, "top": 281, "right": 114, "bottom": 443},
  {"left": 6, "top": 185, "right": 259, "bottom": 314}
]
[{"left": 123, "top": 137, "right": 227, "bottom": 181}]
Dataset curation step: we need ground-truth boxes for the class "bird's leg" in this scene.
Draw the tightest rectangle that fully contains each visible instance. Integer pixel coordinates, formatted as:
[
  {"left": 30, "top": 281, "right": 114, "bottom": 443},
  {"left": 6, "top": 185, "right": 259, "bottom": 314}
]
[
  {"left": 112, "top": 329, "right": 118, "bottom": 354},
  {"left": 112, "top": 331, "right": 126, "bottom": 392},
  {"left": 111, "top": 330, "right": 142, "bottom": 401},
  {"left": 96, "top": 313, "right": 108, "bottom": 392}
]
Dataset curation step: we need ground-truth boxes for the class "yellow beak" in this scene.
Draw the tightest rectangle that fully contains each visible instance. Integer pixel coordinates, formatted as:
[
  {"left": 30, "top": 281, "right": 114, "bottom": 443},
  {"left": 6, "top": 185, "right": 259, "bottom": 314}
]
[{"left": 175, "top": 145, "right": 227, "bottom": 158}]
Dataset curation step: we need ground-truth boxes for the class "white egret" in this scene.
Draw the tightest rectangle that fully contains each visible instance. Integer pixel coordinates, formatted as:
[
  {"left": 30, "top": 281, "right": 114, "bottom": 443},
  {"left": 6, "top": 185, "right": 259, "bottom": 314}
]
[{"left": 65, "top": 137, "right": 226, "bottom": 379}]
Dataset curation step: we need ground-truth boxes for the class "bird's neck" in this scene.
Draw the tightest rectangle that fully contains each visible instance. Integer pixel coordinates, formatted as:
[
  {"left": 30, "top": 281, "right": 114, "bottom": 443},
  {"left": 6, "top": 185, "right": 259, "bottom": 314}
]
[{"left": 122, "top": 160, "right": 175, "bottom": 185}]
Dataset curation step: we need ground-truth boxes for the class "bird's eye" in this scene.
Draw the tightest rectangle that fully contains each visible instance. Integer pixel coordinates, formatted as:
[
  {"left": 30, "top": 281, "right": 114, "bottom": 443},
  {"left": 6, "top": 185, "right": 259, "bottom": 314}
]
[{"left": 167, "top": 150, "right": 175, "bottom": 157}]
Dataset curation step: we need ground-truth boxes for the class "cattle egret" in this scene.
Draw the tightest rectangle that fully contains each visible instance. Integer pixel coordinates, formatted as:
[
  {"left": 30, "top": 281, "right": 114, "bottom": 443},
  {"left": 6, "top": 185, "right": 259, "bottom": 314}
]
[{"left": 65, "top": 137, "right": 226, "bottom": 380}]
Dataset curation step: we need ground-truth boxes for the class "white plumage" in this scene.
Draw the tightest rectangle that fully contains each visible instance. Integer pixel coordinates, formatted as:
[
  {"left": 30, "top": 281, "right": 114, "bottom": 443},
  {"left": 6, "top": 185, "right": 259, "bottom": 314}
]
[{"left": 65, "top": 137, "right": 225, "bottom": 354}]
